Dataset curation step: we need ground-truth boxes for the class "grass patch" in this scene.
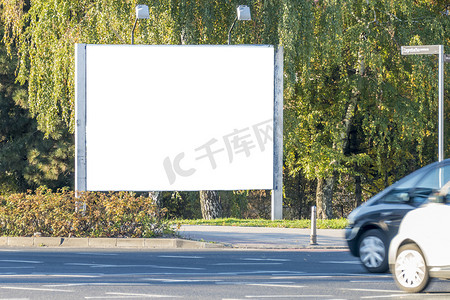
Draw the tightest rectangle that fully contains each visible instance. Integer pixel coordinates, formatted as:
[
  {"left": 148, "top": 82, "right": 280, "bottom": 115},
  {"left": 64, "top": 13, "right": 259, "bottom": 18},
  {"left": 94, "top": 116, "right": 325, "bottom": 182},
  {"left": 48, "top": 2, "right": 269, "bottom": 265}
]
[{"left": 170, "top": 218, "right": 347, "bottom": 229}]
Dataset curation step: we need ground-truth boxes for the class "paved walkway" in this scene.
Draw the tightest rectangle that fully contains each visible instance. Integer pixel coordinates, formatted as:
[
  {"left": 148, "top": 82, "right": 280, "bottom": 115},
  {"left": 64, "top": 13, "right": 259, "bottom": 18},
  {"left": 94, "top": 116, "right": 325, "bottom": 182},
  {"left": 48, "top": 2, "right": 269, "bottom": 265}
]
[
  {"left": 178, "top": 225, "right": 347, "bottom": 249},
  {"left": 0, "top": 226, "right": 348, "bottom": 250}
]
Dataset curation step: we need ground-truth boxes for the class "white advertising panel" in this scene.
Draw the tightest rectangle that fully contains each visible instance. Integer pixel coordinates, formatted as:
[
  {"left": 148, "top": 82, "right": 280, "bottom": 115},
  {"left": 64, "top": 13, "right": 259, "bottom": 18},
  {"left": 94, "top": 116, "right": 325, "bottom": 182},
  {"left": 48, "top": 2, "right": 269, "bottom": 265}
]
[{"left": 83, "top": 45, "right": 274, "bottom": 191}]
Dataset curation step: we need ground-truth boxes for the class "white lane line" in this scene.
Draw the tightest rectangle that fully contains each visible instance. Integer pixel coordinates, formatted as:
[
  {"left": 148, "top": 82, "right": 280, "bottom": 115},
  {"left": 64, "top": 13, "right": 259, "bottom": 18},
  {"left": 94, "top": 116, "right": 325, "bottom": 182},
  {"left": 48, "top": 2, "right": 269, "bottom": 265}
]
[
  {"left": 219, "top": 271, "right": 304, "bottom": 276},
  {"left": 320, "top": 260, "right": 360, "bottom": 264},
  {"left": 65, "top": 263, "right": 114, "bottom": 267},
  {"left": 76, "top": 252, "right": 119, "bottom": 256},
  {"left": 247, "top": 283, "right": 305, "bottom": 288},
  {"left": 241, "top": 258, "right": 290, "bottom": 262},
  {"left": 0, "top": 267, "right": 34, "bottom": 269},
  {"left": 158, "top": 255, "right": 203, "bottom": 259},
  {"left": 342, "top": 288, "right": 402, "bottom": 293},
  {"left": 0, "top": 287, "right": 73, "bottom": 292},
  {"left": 65, "top": 263, "right": 204, "bottom": 270},
  {"left": 49, "top": 274, "right": 101, "bottom": 278},
  {"left": 45, "top": 283, "right": 150, "bottom": 287},
  {"left": 144, "top": 278, "right": 223, "bottom": 283},
  {"left": 244, "top": 296, "right": 332, "bottom": 298},
  {"left": 360, "top": 295, "right": 410, "bottom": 299},
  {"left": 85, "top": 292, "right": 181, "bottom": 299},
  {"left": 141, "top": 265, "right": 204, "bottom": 270},
  {"left": 0, "top": 260, "right": 43, "bottom": 264},
  {"left": 213, "top": 263, "right": 283, "bottom": 266},
  {"left": 0, "top": 274, "right": 100, "bottom": 278},
  {"left": 350, "top": 280, "right": 392, "bottom": 283},
  {"left": 272, "top": 276, "right": 333, "bottom": 279},
  {"left": 361, "top": 294, "right": 450, "bottom": 299},
  {"left": 216, "top": 281, "right": 294, "bottom": 286},
  {"left": 273, "top": 273, "right": 392, "bottom": 279}
]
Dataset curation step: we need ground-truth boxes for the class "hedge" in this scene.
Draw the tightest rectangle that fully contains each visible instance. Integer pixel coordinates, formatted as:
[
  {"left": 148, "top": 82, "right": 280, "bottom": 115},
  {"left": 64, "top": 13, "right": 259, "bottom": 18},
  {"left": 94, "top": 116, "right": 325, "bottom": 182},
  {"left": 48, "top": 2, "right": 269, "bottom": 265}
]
[{"left": 0, "top": 187, "right": 172, "bottom": 238}]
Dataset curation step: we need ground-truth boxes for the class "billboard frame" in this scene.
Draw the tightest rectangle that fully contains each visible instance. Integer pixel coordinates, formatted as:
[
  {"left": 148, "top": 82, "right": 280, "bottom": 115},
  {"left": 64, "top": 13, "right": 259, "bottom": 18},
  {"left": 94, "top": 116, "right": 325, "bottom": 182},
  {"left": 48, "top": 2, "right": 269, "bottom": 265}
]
[{"left": 75, "top": 44, "right": 283, "bottom": 219}]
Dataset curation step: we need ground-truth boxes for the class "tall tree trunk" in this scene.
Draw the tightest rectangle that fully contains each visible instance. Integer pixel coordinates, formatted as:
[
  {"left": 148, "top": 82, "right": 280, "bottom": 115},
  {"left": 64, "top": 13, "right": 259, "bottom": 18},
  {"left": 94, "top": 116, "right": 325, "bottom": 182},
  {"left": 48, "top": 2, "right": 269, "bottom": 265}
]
[
  {"left": 316, "top": 176, "right": 335, "bottom": 219},
  {"left": 148, "top": 191, "right": 162, "bottom": 207},
  {"left": 200, "top": 191, "right": 222, "bottom": 220},
  {"left": 354, "top": 175, "right": 362, "bottom": 208}
]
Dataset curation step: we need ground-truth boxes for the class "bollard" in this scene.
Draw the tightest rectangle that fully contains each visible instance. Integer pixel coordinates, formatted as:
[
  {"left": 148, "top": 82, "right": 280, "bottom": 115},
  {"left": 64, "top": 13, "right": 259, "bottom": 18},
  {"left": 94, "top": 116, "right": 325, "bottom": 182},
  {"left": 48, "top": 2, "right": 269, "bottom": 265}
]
[{"left": 310, "top": 205, "right": 318, "bottom": 245}]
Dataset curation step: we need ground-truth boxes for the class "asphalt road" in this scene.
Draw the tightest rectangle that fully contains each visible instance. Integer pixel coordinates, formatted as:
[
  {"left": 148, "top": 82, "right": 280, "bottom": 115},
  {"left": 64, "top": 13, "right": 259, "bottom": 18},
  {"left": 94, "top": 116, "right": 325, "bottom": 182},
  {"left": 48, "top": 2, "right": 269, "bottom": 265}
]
[{"left": 0, "top": 248, "right": 449, "bottom": 299}]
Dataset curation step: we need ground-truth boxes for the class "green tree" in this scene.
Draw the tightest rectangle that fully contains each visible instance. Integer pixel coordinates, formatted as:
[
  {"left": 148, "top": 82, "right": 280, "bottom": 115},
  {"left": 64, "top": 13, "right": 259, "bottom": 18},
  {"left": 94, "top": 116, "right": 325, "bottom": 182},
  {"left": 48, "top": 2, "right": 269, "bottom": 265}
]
[
  {"left": 285, "top": 0, "right": 449, "bottom": 218},
  {"left": 1, "top": 0, "right": 448, "bottom": 218},
  {"left": 0, "top": 13, "right": 73, "bottom": 193}
]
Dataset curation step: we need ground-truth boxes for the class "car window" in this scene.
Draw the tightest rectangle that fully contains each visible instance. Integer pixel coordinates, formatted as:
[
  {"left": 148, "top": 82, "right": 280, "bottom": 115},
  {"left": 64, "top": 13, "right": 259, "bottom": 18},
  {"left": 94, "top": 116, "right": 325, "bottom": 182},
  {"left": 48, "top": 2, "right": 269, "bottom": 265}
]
[
  {"left": 382, "top": 189, "right": 410, "bottom": 203},
  {"left": 416, "top": 165, "right": 450, "bottom": 190},
  {"left": 396, "top": 172, "right": 424, "bottom": 189}
]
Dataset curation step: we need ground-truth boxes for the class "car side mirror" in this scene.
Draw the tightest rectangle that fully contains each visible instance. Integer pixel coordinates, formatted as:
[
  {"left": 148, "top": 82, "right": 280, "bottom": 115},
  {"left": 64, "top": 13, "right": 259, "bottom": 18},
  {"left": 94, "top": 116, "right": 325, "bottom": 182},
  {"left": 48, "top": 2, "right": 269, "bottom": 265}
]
[{"left": 397, "top": 192, "right": 410, "bottom": 202}]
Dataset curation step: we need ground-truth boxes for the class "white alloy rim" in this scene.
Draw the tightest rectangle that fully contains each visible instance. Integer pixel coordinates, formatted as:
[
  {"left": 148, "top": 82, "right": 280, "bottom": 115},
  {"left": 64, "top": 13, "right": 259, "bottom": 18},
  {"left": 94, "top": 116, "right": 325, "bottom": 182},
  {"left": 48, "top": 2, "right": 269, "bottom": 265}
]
[
  {"left": 360, "top": 236, "right": 385, "bottom": 268},
  {"left": 395, "top": 249, "right": 426, "bottom": 288}
]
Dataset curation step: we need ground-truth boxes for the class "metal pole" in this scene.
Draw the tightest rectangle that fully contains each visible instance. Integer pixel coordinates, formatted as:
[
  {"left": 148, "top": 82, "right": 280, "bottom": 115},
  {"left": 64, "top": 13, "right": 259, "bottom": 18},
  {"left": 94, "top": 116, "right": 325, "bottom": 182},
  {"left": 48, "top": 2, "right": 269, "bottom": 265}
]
[
  {"left": 438, "top": 45, "right": 444, "bottom": 162},
  {"left": 271, "top": 46, "right": 283, "bottom": 221},
  {"left": 131, "top": 18, "right": 138, "bottom": 45},
  {"left": 227, "top": 17, "right": 237, "bottom": 45},
  {"left": 310, "top": 206, "right": 318, "bottom": 245},
  {"left": 75, "top": 44, "right": 87, "bottom": 197}
]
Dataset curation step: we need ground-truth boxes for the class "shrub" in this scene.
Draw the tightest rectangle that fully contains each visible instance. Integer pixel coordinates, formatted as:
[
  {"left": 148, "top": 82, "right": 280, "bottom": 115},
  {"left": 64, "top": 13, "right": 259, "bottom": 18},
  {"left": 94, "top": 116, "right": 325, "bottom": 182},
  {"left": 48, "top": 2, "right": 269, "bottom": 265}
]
[{"left": 0, "top": 187, "right": 172, "bottom": 238}]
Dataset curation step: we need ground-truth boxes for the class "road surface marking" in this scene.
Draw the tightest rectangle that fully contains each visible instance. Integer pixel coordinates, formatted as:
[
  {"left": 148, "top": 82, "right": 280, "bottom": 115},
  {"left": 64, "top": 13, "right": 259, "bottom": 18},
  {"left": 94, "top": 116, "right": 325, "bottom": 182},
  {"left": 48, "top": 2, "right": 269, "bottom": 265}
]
[
  {"left": 158, "top": 255, "right": 203, "bottom": 259},
  {"left": 244, "top": 295, "right": 332, "bottom": 298},
  {"left": 321, "top": 260, "right": 360, "bottom": 264},
  {"left": 76, "top": 252, "right": 119, "bottom": 256},
  {"left": 85, "top": 292, "right": 180, "bottom": 299},
  {"left": 247, "top": 283, "right": 306, "bottom": 288},
  {"left": 241, "top": 258, "right": 290, "bottom": 262},
  {"left": 0, "top": 287, "right": 73, "bottom": 292},
  {"left": 342, "top": 288, "right": 401, "bottom": 293},
  {"left": 213, "top": 263, "right": 283, "bottom": 266},
  {"left": 144, "top": 278, "right": 223, "bottom": 283},
  {"left": 0, "top": 260, "right": 43, "bottom": 264}
]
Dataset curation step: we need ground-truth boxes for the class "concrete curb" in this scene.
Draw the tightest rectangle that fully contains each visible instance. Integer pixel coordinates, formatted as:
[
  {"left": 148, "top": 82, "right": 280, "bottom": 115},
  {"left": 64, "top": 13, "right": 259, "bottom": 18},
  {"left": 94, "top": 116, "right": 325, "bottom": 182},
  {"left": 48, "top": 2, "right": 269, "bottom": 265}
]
[
  {"left": 0, "top": 236, "right": 347, "bottom": 250},
  {"left": 0, "top": 237, "right": 223, "bottom": 249}
]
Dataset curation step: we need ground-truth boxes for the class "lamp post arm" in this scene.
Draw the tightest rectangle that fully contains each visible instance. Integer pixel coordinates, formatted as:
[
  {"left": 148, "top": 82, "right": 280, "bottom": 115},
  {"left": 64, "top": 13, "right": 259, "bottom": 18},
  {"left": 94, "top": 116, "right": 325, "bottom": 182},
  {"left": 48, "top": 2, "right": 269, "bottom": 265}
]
[
  {"left": 227, "top": 16, "right": 238, "bottom": 45},
  {"left": 131, "top": 18, "right": 138, "bottom": 45}
]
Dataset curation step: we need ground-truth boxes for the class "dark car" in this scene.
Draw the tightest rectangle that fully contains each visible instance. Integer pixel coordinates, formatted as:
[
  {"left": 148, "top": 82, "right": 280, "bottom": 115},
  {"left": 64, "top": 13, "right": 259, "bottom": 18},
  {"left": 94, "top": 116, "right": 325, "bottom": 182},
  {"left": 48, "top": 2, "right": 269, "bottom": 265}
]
[{"left": 345, "top": 158, "right": 450, "bottom": 273}]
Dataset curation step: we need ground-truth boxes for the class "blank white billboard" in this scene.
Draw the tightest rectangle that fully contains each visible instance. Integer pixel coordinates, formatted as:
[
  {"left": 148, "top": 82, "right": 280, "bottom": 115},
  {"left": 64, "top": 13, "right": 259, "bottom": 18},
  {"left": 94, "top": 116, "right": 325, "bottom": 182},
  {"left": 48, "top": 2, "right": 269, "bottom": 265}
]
[{"left": 80, "top": 44, "right": 274, "bottom": 191}]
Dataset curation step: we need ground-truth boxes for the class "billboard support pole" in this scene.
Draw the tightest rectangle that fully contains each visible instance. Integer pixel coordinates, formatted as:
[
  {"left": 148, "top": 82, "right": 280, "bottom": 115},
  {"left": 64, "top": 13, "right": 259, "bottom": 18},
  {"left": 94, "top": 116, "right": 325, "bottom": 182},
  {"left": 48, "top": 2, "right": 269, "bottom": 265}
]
[
  {"left": 75, "top": 44, "right": 87, "bottom": 198},
  {"left": 272, "top": 46, "right": 283, "bottom": 220}
]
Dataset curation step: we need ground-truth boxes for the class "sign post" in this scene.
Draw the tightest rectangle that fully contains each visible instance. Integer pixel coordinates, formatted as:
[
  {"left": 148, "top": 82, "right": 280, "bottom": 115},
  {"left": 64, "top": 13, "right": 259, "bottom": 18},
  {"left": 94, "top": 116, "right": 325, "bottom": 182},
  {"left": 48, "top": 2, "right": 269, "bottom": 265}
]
[{"left": 401, "top": 45, "right": 446, "bottom": 162}]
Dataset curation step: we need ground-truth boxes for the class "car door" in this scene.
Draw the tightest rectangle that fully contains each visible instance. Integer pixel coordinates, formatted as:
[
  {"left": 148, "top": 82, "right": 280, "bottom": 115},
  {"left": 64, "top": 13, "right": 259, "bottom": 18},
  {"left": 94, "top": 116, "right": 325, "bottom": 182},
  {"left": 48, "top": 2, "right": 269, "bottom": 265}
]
[{"left": 379, "top": 189, "right": 418, "bottom": 240}]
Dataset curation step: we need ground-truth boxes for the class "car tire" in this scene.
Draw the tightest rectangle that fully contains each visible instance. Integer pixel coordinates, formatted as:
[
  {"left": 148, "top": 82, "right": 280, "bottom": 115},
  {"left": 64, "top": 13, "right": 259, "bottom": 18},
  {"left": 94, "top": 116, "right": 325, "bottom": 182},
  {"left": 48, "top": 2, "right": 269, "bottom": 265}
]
[
  {"left": 393, "top": 243, "right": 430, "bottom": 293},
  {"left": 358, "top": 229, "right": 388, "bottom": 273}
]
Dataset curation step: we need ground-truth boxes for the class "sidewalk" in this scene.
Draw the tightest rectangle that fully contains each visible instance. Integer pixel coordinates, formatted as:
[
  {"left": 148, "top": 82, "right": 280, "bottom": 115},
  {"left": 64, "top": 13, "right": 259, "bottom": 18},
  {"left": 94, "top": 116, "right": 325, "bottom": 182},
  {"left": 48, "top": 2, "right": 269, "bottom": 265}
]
[
  {"left": 0, "top": 226, "right": 348, "bottom": 250},
  {"left": 178, "top": 225, "right": 347, "bottom": 249}
]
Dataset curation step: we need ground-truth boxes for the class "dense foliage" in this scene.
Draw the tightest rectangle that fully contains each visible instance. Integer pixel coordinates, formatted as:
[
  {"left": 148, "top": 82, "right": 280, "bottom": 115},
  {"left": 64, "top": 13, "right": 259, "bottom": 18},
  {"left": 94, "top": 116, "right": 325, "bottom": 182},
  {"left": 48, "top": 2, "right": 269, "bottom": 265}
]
[
  {"left": 0, "top": 188, "right": 171, "bottom": 237},
  {"left": 0, "top": 12, "right": 72, "bottom": 193},
  {"left": 0, "top": 0, "right": 449, "bottom": 219}
]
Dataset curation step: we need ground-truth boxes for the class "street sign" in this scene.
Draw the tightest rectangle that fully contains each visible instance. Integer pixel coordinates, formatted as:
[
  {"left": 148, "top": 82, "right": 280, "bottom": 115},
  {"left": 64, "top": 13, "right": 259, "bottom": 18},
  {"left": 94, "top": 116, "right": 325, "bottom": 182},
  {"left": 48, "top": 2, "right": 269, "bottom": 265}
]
[
  {"left": 400, "top": 44, "right": 446, "bottom": 163},
  {"left": 401, "top": 45, "right": 441, "bottom": 55}
]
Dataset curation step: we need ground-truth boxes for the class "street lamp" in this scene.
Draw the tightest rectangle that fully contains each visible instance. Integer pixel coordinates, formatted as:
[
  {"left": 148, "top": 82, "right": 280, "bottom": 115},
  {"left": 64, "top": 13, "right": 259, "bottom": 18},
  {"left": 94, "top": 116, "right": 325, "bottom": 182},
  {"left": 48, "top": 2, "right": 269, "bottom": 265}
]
[
  {"left": 131, "top": 4, "right": 150, "bottom": 45},
  {"left": 228, "top": 5, "right": 251, "bottom": 45}
]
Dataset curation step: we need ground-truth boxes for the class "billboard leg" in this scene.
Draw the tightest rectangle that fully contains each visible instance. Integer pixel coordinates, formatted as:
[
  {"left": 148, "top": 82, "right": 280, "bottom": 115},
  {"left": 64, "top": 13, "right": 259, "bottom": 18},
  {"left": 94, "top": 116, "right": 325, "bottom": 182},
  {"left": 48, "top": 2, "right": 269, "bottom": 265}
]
[
  {"left": 272, "top": 46, "right": 283, "bottom": 221},
  {"left": 75, "top": 43, "right": 87, "bottom": 196}
]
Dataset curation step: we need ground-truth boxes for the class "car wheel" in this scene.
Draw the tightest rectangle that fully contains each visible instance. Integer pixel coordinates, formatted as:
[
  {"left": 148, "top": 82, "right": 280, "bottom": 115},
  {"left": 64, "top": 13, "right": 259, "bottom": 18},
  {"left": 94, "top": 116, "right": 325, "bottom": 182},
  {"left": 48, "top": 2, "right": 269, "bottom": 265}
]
[
  {"left": 393, "top": 243, "right": 430, "bottom": 293},
  {"left": 358, "top": 229, "right": 388, "bottom": 273}
]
